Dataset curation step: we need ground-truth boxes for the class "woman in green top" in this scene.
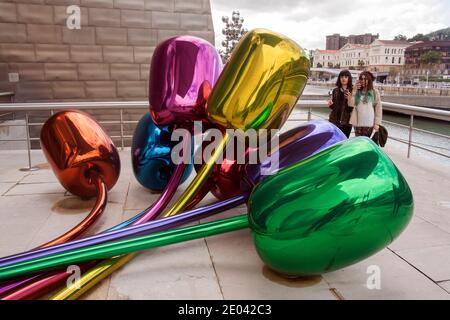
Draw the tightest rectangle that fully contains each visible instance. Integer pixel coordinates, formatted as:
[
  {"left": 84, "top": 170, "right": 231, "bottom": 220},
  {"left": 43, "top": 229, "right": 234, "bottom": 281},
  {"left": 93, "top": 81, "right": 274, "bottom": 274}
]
[{"left": 348, "top": 71, "right": 382, "bottom": 137}]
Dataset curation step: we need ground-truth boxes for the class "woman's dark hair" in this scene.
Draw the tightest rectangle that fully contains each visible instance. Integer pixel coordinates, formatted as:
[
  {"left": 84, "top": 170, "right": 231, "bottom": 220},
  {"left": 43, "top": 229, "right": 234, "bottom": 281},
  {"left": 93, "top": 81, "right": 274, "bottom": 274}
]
[
  {"left": 358, "top": 71, "right": 374, "bottom": 91},
  {"left": 335, "top": 70, "right": 353, "bottom": 89},
  {"left": 355, "top": 71, "right": 375, "bottom": 105}
]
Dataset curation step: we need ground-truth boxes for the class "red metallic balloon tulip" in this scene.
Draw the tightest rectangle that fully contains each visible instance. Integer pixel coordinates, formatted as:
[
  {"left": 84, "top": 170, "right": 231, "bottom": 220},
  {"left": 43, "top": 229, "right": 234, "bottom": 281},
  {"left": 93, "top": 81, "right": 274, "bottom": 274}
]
[
  {"left": 40, "top": 110, "right": 120, "bottom": 198},
  {"left": 193, "top": 136, "right": 262, "bottom": 200}
]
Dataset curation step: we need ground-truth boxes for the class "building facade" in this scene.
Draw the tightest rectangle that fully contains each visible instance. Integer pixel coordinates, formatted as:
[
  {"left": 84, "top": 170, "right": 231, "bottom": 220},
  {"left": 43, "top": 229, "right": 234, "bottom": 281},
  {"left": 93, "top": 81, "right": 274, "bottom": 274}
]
[
  {"left": 347, "top": 33, "right": 379, "bottom": 46},
  {"left": 339, "top": 43, "right": 369, "bottom": 69},
  {"left": 368, "top": 40, "right": 411, "bottom": 72},
  {"left": 0, "top": 0, "right": 215, "bottom": 102},
  {"left": 326, "top": 34, "right": 347, "bottom": 50},
  {"left": 312, "top": 49, "right": 339, "bottom": 68},
  {"left": 315, "top": 39, "right": 412, "bottom": 74},
  {"left": 325, "top": 33, "right": 378, "bottom": 50},
  {"left": 402, "top": 40, "right": 450, "bottom": 78}
]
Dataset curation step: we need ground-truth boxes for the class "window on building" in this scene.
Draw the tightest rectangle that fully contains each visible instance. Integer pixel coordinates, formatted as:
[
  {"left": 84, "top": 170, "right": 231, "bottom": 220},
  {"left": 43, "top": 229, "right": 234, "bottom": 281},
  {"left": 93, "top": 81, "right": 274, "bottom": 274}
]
[
  {"left": 392, "top": 57, "right": 395, "bottom": 63},
  {"left": 398, "top": 57, "right": 401, "bottom": 64},
  {"left": 387, "top": 48, "right": 390, "bottom": 54}
]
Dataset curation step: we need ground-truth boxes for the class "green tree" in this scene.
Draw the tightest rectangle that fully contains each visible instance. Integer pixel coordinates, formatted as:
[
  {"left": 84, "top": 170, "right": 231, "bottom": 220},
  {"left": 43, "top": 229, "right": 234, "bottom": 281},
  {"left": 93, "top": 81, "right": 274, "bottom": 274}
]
[
  {"left": 357, "top": 60, "right": 365, "bottom": 70},
  {"left": 420, "top": 51, "right": 442, "bottom": 64},
  {"left": 335, "top": 63, "right": 341, "bottom": 69},
  {"left": 316, "top": 62, "right": 323, "bottom": 68},
  {"left": 394, "top": 34, "right": 407, "bottom": 41},
  {"left": 408, "top": 33, "right": 430, "bottom": 42},
  {"left": 308, "top": 49, "right": 314, "bottom": 66}
]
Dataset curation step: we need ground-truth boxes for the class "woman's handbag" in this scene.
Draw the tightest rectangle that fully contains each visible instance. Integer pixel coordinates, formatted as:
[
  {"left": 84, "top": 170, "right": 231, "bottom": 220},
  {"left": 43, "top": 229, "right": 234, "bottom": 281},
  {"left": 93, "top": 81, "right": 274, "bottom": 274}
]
[{"left": 371, "top": 125, "right": 388, "bottom": 147}]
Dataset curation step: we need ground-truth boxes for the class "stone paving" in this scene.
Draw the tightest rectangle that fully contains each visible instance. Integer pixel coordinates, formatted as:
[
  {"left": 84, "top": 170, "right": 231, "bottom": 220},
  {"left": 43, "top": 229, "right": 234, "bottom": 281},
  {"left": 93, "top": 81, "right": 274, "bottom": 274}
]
[{"left": 0, "top": 116, "right": 449, "bottom": 300}]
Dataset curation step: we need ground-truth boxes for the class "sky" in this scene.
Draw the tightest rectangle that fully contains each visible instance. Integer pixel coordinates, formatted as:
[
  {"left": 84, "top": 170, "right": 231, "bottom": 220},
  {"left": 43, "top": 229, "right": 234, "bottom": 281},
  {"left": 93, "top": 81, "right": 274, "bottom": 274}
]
[{"left": 209, "top": 0, "right": 449, "bottom": 51}]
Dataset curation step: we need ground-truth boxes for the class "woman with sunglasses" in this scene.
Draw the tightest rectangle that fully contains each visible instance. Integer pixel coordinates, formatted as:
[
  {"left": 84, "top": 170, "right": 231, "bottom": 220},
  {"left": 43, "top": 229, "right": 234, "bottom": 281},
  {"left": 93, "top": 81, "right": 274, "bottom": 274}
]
[
  {"left": 348, "top": 71, "right": 382, "bottom": 137},
  {"left": 327, "top": 70, "right": 353, "bottom": 138}
]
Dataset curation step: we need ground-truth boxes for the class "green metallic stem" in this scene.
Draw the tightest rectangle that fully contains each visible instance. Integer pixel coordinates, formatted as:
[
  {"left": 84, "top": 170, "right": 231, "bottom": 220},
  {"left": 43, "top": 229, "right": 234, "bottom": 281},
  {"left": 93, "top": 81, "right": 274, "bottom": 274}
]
[{"left": 0, "top": 215, "right": 249, "bottom": 282}]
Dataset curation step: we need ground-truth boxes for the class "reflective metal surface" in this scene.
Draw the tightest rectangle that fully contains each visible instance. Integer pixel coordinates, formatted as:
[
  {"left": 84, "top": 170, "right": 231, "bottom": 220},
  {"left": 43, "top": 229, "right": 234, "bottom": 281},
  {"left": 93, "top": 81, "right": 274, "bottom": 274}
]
[
  {"left": 132, "top": 113, "right": 192, "bottom": 191},
  {"left": 0, "top": 110, "right": 118, "bottom": 298},
  {"left": 249, "top": 137, "right": 414, "bottom": 276},
  {"left": 149, "top": 36, "right": 222, "bottom": 127},
  {"left": 196, "top": 120, "right": 346, "bottom": 200},
  {"left": 242, "top": 120, "right": 346, "bottom": 191},
  {"left": 40, "top": 110, "right": 120, "bottom": 198},
  {"left": 206, "top": 28, "right": 310, "bottom": 130},
  {"left": 0, "top": 139, "right": 413, "bottom": 282}
]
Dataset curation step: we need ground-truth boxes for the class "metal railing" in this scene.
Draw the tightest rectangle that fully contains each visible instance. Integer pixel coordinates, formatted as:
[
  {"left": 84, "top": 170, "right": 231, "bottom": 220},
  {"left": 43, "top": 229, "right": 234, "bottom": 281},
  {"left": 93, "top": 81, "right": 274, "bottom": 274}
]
[
  {"left": 301, "top": 100, "right": 450, "bottom": 158},
  {"left": 0, "top": 100, "right": 449, "bottom": 170}
]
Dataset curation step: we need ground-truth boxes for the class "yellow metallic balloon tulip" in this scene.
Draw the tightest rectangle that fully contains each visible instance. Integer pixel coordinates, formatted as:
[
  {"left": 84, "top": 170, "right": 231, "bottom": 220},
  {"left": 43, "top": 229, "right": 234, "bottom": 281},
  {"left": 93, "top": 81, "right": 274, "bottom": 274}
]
[{"left": 207, "top": 28, "right": 310, "bottom": 130}]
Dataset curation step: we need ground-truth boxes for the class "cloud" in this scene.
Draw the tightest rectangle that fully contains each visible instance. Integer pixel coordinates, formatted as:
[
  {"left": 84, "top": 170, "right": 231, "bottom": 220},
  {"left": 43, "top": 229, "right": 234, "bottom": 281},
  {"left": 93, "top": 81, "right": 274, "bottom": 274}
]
[{"left": 210, "top": 0, "right": 449, "bottom": 50}]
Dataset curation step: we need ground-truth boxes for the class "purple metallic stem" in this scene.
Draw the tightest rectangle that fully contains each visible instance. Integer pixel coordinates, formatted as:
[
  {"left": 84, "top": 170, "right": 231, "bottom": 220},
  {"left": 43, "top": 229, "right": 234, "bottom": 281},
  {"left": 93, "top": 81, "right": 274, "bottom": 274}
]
[
  {"left": 0, "top": 275, "right": 41, "bottom": 296},
  {"left": 0, "top": 195, "right": 246, "bottom": 271},
  {"left": 0, "top": 155, "right": 187, "bottom": 270}
]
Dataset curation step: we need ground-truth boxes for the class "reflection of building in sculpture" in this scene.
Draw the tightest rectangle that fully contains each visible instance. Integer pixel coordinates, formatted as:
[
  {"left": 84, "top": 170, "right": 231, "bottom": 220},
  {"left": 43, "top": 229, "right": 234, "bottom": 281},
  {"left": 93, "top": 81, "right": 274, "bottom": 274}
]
[{"left": 0, "top": 0, "right": 215, "bottom": 102}]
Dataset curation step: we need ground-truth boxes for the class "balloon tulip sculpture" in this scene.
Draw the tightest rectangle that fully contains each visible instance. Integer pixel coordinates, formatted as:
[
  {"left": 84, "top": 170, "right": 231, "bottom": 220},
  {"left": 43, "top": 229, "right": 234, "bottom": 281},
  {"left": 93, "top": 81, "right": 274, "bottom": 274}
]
[
  {"left": 0, "top": 29, "right": 414, "bottom": 300},
  {"left": 0, "top": 110, "right": 120, "bottom": 298},
  {"left": 0, "top": 36, "right": 222, "bottom": 300},
  {"left": 0, "top": 138, "right": 414, "bottom": 280},
  {"left": 162, "top": 28, "right": 310, "bottom": 215},
  {"left": 0, "top": 120, "right": 346, "bottom": 269},
  {"left": 38, "top": 29, "right": 310, "bottom": 299}
]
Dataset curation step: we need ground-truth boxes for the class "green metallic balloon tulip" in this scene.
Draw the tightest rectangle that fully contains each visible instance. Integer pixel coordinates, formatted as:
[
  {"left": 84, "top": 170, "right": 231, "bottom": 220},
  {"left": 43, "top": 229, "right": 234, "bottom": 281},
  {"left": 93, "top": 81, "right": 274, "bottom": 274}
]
[
  {"left": 0, "top": 138, "right": 413, "bottom": 280},
  {"left": 248, "top": 137, "right": 414, "bottom": 275}
]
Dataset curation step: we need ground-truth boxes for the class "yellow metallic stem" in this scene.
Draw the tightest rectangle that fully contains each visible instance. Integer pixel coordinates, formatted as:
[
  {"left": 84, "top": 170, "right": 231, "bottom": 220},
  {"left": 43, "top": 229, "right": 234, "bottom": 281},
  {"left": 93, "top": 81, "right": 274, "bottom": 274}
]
[
  {"left": 161, "top": 132, "right": 229, "bottom": 218},
  {"left": 50, "top": 133, "right": 230, "bottom": 300}
]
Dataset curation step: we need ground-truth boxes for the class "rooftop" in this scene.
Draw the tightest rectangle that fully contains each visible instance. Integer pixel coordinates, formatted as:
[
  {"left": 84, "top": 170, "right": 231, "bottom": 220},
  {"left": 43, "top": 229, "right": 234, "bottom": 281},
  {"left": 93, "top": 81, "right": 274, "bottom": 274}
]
[
  {"left": 376, "top": 39, "right": 411, "bottom": 46},
  {"left": 0, "top": 113, "right": 449, "bottom": 300},
  {"left": 316, "top": 49, "right": 338, "bottom": 54},
  {"left": 405, "top": 40, "right": 450, "bottom": 50},
  {"left": 340, "top": 43, "right": 370, "bottom": 50}
]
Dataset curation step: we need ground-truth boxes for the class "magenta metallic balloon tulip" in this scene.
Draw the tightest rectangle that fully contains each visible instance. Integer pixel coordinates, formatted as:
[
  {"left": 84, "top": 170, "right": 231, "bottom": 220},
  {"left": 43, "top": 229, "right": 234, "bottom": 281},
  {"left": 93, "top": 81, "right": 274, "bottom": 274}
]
[{"left": 149, "top": 36, "right": 222, "bottom": 127}]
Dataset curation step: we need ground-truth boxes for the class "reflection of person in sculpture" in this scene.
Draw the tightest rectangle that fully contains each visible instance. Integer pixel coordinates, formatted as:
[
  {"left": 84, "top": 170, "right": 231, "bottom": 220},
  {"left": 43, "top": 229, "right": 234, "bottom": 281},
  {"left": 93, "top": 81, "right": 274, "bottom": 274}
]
[
  {"left": 348, "top": 71, "right": 382, "bottom": 137},
  {"left": 327, "top": 70, "right": 353, "bottom": 138}
]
